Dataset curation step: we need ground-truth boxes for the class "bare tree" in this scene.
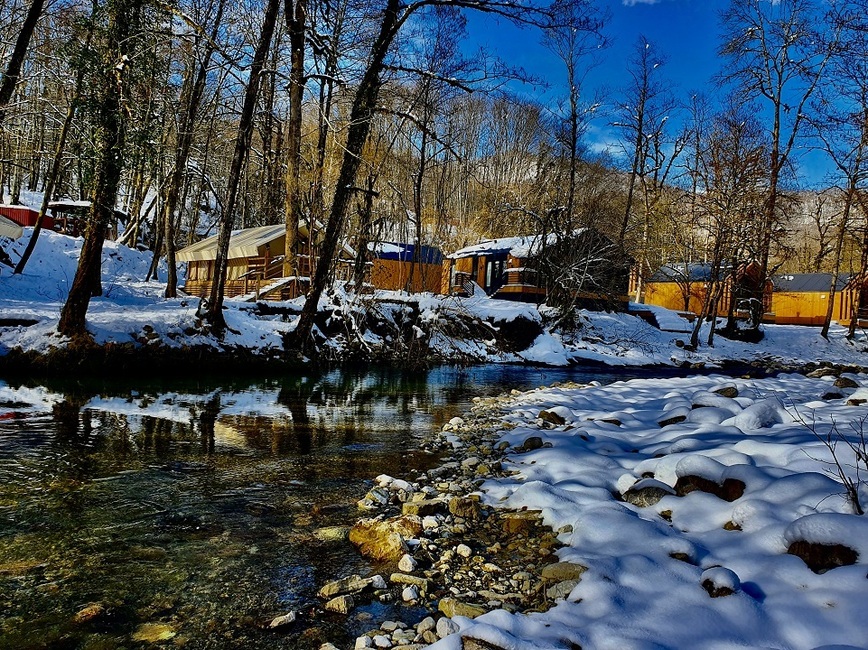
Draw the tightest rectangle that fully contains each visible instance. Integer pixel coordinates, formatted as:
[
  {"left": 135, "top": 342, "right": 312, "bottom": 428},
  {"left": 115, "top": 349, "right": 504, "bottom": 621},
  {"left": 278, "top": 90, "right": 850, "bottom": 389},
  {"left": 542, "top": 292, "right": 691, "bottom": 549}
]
[{"left": 719, "top": 0, "right": 838, "bottom": 328}]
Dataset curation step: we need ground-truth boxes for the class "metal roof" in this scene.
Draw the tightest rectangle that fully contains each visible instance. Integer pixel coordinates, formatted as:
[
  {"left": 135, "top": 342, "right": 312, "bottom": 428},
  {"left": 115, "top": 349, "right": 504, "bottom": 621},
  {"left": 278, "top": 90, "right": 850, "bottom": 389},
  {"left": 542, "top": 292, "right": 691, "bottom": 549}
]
[{"left": 772, "top": 273, "right": 849, "bottom": 293}]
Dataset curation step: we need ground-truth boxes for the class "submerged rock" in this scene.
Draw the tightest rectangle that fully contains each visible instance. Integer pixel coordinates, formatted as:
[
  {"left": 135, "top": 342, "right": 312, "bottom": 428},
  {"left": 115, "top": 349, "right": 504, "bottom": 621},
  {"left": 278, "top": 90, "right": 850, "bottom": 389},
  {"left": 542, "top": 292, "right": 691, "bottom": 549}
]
[{"left": 349, "top": 516, "right": 422, "bottom": 561}]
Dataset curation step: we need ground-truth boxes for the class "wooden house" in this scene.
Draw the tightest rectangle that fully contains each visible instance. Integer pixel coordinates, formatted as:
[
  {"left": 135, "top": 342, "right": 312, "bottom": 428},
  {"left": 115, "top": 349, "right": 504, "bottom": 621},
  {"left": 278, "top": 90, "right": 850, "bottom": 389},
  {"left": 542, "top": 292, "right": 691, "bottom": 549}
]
[
  {"left": 177, "top": 223, "right": 355, "bottom": 300},
  {"left": 368, "top": 242, "right": 443, "bottom": 293},
  {"left": 642, "top": 261, "right": 773, "bottom": 321},
  {"left": 770, "top": 274, "right": 848, "bottom": 326},
  {"left": 441, "top": 230, "right": 629, "bottom": 306},
  {"left": 0, "top": 204, "right": 51, "bottom": 231},
  {"left": 834, "top": 273, "right": 868, "bottom": 327}
]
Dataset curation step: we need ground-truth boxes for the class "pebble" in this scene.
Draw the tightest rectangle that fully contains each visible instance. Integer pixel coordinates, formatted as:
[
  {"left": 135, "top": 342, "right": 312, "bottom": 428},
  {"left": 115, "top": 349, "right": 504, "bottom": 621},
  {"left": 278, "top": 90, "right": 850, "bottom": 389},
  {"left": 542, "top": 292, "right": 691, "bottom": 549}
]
[
  {"left": 398, "top": 554, "right": 418, "bottom": 572},
  {"left": 456, "top": 543, "right": 472, "bottom": 558},
  {"left": 436, "top": 616, "right": 459, "bottom": 639},
  {"left": 402, "top": 585, "right": 419, "bottom": 601}
]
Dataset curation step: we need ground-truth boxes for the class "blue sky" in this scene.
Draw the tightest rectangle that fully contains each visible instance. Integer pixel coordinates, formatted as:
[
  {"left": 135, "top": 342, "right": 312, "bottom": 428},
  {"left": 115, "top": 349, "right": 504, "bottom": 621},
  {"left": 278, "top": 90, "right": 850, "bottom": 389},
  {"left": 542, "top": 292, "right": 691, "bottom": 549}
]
[{"left": 465, "top": 0, "right": 831, "bottom": 186}]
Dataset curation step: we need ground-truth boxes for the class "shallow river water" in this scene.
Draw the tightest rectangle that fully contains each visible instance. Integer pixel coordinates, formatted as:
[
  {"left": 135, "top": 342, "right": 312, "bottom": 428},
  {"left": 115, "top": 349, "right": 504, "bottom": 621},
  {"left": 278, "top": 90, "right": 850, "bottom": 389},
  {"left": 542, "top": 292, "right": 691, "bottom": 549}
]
[{"left": 0, "top": 364, "right": 687, "bottom": 649}]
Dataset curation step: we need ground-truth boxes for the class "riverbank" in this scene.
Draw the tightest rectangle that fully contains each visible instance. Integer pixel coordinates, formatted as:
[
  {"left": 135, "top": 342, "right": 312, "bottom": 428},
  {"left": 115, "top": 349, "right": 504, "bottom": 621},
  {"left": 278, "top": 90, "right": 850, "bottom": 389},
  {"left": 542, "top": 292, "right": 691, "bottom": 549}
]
[
  {"left": 4, "top": 229, "right": 868, "bottom": 377},
  {"left": 317, "top": 368, "right": 868, "bottom": 650}
]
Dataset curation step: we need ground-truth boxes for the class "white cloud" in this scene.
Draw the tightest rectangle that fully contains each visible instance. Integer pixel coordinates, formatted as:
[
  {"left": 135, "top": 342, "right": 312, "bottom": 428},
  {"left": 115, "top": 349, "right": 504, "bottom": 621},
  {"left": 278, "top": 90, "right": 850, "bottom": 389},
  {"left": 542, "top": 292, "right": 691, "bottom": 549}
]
[{"left": 622, "top": 0, "right": 663, "bottom": 5}]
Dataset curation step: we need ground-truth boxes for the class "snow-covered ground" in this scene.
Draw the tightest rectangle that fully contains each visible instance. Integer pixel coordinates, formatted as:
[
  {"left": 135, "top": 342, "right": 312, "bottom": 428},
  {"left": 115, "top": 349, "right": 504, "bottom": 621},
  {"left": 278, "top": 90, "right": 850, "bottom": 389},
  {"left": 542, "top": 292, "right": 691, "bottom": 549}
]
[
  {"left": 435, "top": 373, "right": 868, "bottom": 650},
  {"left": 1, "top": 227, "right": 868, "bottom": 369}
]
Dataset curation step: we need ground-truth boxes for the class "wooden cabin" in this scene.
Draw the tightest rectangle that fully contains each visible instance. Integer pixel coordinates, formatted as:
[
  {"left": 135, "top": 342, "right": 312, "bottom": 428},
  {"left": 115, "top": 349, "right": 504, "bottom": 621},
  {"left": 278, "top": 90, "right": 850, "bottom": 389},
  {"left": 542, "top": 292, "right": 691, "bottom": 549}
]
[
  {"left": 770, "top": 274, "right": 848, "bottom": 326},
  {"left": 835, "top": 273, "right": 868, "bottom": 327},
  {"left": 177, "top": 223, "right": 355, "bottom": 300},
  {"left": 368, "top": 242, "right": 443, "bottom": 293},
  {"left": 0, "top": 204, "right": 50, "bottom": 231},
  {"left": 641, "top": 261, "right": 773, "bottom": 321},
  {"left": 442, "top": 230, "right": 629, "bottom": 306}
]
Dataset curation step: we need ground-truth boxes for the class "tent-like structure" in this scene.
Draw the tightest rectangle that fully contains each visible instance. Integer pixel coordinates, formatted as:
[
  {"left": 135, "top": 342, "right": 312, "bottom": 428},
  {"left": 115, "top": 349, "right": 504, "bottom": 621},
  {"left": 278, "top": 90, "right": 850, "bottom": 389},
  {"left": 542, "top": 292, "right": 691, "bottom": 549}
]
[
  {"left": 176, "top": 223, "right": 355, "bottom": 300},
  {"left": 0, "top": 214, "right": 23, "bottom": 239}
]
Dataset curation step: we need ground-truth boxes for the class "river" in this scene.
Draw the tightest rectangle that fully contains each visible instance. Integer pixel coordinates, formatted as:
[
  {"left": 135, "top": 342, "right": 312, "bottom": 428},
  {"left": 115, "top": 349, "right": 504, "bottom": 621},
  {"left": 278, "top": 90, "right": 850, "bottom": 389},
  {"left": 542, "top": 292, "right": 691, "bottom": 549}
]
[{"left": 0, "top": 364, "right": 705, "bottom": 649}]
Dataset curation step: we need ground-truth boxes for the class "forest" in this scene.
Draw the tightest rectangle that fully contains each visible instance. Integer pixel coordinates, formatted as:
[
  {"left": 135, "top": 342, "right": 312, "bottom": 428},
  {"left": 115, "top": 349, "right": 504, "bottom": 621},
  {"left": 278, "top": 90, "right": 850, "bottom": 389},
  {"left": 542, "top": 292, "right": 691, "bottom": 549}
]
[{"left": 2, "top": 0, "right": 868, "bottom": 347}]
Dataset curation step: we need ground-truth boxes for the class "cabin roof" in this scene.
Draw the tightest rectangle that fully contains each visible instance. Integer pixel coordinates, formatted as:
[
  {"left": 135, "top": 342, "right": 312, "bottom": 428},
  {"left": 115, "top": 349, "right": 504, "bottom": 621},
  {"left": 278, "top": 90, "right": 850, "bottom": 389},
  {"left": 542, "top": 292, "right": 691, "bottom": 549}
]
[
  {"left": 176, "top": 223, "right": 356, "bottom": 262},
  {"left": 0, "top": 214, "right": 23, "bottom": 239},
  {"left": 773, "top": 273, "right": 849, "bottom": 293},
  {"left": 449, "top": 229, "right": 589, "bottom": 260},
  {"left": 370, "top": 242, "right": 443, "bottom": 264},
  {"left": 176, "top": 224, "right": 288, "bottom": 262},
  {"left": 649, "top": 263, "right": 715, "bottom": 282}
]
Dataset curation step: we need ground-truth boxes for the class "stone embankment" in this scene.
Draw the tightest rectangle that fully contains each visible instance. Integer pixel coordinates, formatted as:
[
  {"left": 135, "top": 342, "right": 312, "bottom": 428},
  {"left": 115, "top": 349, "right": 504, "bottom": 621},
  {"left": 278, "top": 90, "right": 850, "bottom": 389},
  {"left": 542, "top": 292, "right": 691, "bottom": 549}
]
[{"left": 304, "top": 384, "right": 589, "bottom": 650}]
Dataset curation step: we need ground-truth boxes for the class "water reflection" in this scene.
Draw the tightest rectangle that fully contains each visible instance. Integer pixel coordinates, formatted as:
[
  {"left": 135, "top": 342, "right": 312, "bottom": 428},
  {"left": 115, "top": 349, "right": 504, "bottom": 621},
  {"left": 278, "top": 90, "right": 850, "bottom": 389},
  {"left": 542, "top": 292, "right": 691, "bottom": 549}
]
[{"left": 0, "top": 364, "right": 671, "bottom": 649}]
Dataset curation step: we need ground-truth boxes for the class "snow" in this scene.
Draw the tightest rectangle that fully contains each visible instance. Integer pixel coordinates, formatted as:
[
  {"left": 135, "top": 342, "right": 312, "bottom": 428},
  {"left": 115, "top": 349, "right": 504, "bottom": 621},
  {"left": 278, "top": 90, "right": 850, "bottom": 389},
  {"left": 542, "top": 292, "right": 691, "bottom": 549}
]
[
  {"left": 431, "top": 373, "right": 868, "bottom": 649},
  {"left": 2, "top": 226, "right": 868, "bottom": 371}
]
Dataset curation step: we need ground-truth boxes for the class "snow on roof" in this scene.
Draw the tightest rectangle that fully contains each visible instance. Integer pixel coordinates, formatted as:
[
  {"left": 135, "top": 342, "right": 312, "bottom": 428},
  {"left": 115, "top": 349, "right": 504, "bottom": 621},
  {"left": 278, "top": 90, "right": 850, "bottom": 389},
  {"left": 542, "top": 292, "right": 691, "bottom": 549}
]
[
  {"left": 369, "top": 242, "right": 443, "bottom": 264},
  {"left": 176, "top": 223, "right": 357, "bottom": 262},
  {"left": 449, "top": 230, "right": 587, "bottom": 260},
  {"left": 176, "top": 224, "right": 286, "bottom": 262},
  {"left": 0, "top": 215, "right": 23, "bottom": 239}
]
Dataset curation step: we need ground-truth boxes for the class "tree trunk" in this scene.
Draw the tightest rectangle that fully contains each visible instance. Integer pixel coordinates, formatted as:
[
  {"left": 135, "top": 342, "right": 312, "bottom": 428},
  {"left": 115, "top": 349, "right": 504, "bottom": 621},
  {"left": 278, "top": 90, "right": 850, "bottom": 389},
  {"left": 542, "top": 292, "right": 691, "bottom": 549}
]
[
  {"left": 0, "top": 0, "right": 45, "bottom": 127},
  {"left": 283, "top": 0, "right": 307, "bottom": 279},
  {"left": 205, "top": 0, "right": 280, "bottom": 333},
  {"left": 163, "top": 0, "right": 225, "bottom": 298},
  {"left": 58, "top": 0, "right": 137, "bottom": 338},
  {"left": 290, "top": 0, "right": 402, "bottom": 351}
]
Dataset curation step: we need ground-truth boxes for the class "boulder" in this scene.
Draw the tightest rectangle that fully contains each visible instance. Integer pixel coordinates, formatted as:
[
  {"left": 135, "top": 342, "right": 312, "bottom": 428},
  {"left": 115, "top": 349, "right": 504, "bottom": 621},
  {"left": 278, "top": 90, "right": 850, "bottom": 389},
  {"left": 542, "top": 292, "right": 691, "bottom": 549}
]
[
  {"left": 438, "top": 597, "right": 487, "bottom": 619},
  {"left": 834, "top": 376, "right": 859, "bottom": 389},
  {"left": 269, "top": 611, "right": 297, "bottom": 629},
  {"left": 319, "top": 574, "right": 372, "bottom": 599},
  {"left": 449, "top": 496, "right": 482, "bottom": 520},
  {"left": 538, "top": 410, "right": 566, "bottom": 426},
  {"left": 540, "top": 561, "right": 587, "bottom": 582},
  {"left": 623, "top": 479, "right": 675, "bottom": 507},
  {"left": 700, "top": 567, "right": 740, "bottom": 598},
  {"left": 401, "top": 499, "right": 446, "bottom": 517},
  {"left": 349, "top": 516, "right": 422, "bottom": 561},
  {"left": 713, "top": 385, "right": 739, "bottom": 398},
  {"left": 325, "top": 594, "right": 354, "bottom": 614},
  {"left": 436, "top": 617, "right": 459, "bottom": 638},
  {"left": 517, "top": 436, "right": 544, "bottom": 452},
  {"left": 674, "top": 475, "right": 745, "bottom": 502},
  {"left": 787, "top": 541, "right": 858, "bottom": 573}
]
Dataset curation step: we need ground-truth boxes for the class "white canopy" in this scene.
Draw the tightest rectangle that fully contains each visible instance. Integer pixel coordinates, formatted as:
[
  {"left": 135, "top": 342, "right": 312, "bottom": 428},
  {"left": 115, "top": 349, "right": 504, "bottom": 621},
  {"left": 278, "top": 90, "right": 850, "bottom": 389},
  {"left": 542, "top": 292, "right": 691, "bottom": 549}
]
[
  {"left": 176, "top": 224, "right": 287, "bottom": 262},
  {"left": 0, "top": 215, "right": 23, "bottom": 239}
]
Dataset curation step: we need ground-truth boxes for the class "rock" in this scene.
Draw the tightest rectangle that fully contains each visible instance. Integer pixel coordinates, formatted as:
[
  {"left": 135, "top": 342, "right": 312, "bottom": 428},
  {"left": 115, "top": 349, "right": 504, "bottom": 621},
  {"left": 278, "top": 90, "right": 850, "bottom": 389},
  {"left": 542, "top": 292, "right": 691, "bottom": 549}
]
[
  {"left": 449, "top": 496, "right": 482, "bottom": 520},
  {"left": 365, "top": 487, "right": 391, "bottom": 505},
  {"left": 320, "top": 644, "right": 341, "bottom": 650},
  {"left": 356, "top": 636, "right": 374, "bottom": 649},
  {"left": 131, "top": 623, "right": 177, "bottom": 643},
  {"left": 674, "top": 475, "right": 745, "bottom": 502},
  {"left": 372, "top": 634, "right": 391, "bottom": 648},
  {"left": 422, "top": 515, "right": 440, "bottom": 530},
  {"left": 658, "top": 415, "right": 687, "bottom": 427},
  {"left": 314, "top": 526, "right": 350, "bottom": 542},
  {"left": 416, "top": 616, "right": 436, "bottom": 635},
  {"left": 436, "top": 616, "right": 460, "bottom": 638},
  {"left": 349, "top": 516, "right": 422, "bottom": 561},
  {"left": 538, "top": 410, "right": 566, "bottom": 426},
  {"left": 325, "top": 594, "right": 355, "bottom": 614},
  {"left": 72, "top": 603, "right": 106, "bottom": 625},
  {"left": 402, "top": 586, "right": 419, "bottom": 601},
  {"left": 518, "top": 436, "right": 544, "bottom": 452},
  {"left": 787, "top": 541, "right": 859, "bottom": 573},
  {"left": 390, "top": 573, "right": 430, "bottom": 594},
  {"left": 402, "top": 499, "right": 446, "bottom": 517},
  {"left": 462, "top": 639, "right": 510, "bottom": 650},
  {"left": 713, "top": 386, "right": 739, "bottom": 398},
  {"left": 398, "top": 554, "right": 418, "bottom": 573},
  {"left": 318, "top": 574, "right": 372, "bottom": 598},
  {"left": 369, "top": 574, "right": 388, "bottom": 590},
  {"left": 700, "top": 567, "right": 740, "bottom": 598},
  {"left": 541, "top": 561, "right": 587, "bottom": 582},
  {"left": 807, "top": 367, "right": 839, "bottom": 378},
  {"left": 834, "top": 376, "right": 859, "bottom": 389},
  {"left": 438, "top": 597, "right": 487, "bottom": 619},
  {"left": 456, "top": 543, "right": 472, "bottom": 558},
  {"left": 268, "top": 611, "right": 297, "bottom": 629},
  {"left": 822, "top": 392, "right": 844, "bottom": 400},
  {"left": 545, "top": 579, "right": 579, "bottom": 600},
  {"left": 623, "top": 479, "right": 675, "bottom": 507}
]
